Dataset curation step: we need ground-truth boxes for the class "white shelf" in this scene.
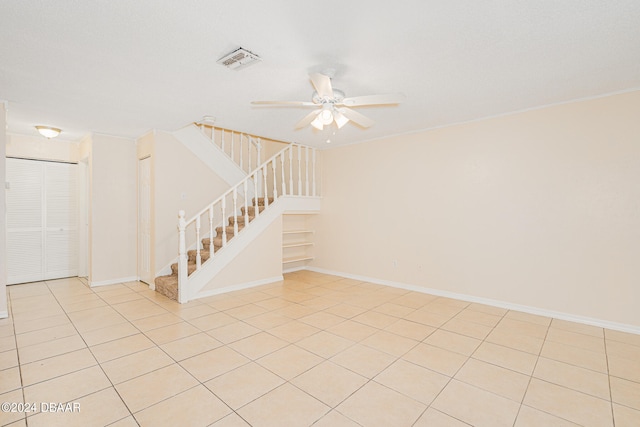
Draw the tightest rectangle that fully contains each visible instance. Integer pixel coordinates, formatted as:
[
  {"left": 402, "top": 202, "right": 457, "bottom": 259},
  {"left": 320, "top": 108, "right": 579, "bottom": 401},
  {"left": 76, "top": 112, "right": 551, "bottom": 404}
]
[
  {"left": 283, "top": 242, "right": 314, "bottom": 249},
  {"left": 283, "top": 256, "right": 315, "bottom": 264},
  {"left": 283, "top": 230, "right": 314, "bottom": 234}
]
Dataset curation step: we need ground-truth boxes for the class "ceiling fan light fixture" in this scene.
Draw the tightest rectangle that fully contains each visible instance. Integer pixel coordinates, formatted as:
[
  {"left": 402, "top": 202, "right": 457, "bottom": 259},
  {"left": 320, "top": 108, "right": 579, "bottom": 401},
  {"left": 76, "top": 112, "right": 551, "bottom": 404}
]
[
  {"left": 333, "top": 110, "right": 349, "bottom": 129},
  {"left": 311, "top": 116, "right": 324, "bottom": 130},
  {"left": 320, "top": 108, "right": 333, "bottom": 125},
  {"left": 35, "top": 126, "right": 61, "bottom": 139}
]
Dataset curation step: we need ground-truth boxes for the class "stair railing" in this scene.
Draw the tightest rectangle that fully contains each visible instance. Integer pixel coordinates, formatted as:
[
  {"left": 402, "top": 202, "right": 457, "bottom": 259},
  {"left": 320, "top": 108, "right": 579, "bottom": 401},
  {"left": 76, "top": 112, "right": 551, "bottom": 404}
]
[
  {"left": 195, "top": 123, "right": 263, "bottom": 174},
  {"left": 177, "top": 143, "right": 318, "bottom": 302}
]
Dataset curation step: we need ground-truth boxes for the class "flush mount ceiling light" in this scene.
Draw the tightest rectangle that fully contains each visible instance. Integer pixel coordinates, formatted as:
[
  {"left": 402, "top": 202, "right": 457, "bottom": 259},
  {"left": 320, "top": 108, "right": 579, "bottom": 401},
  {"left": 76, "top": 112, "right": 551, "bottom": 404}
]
[{"left": 35, "top": 126, "right": 61, "bottom": 138}]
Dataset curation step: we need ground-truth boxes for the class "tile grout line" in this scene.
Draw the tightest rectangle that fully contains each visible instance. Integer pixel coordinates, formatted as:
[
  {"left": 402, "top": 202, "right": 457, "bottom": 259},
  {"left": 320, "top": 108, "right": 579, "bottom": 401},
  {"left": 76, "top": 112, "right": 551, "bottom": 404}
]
[
  {"left": 604, "top": 330, "right": 616, "bottom": 427},
  {"left": 511, "top": 309, "right": 552, "bottom": 427},
  {"left": 41, "top": 279, "right": 139, "bottom": 426}
]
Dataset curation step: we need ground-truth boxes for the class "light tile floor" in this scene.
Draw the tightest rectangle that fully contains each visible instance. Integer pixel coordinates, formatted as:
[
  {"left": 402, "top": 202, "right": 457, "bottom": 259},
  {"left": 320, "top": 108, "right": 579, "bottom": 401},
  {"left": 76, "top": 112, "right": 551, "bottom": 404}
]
[{"left": 1, "top": 271, "right": 639, "bottom": 426}]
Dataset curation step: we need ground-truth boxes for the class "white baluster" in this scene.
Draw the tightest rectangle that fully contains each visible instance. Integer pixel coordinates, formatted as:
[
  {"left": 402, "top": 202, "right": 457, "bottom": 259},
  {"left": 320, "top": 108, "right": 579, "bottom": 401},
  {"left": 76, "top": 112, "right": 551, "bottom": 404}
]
[
  {"left": 208, "top": 206, "right": 214, "bottom": 258},
  {"left": 243, "top": 181, "right": 249, "bottom": 228},
  {"left": 177, "top": 210, "right": 188, "bottom": 303},
  {"left": 221, "top": 129, "right": 226, "bottom": 154},
  {"left": 239, "top": 133, "right": 244, "bottom": 171},
  {"left": 312, "top": 148, "right": 317, "bottom": 196},
  {"left": 231, "top": 131, "right": 235, "bottom": 163},
  {"left": 305, "top": 146, "right": 310, "bottom": 196},
  {"left": 271, "top": 158, "right": 278, "bottom": 200},
  {"left": 288, "top": 146, "right": 293, "bottom": 195},
  {"left": 257, "top": 138, "right": 262, "bottom": 164},
  {"left": 263, "top": 164, "right": 269, "bottom": 208},
  {"left": 233, "top": 188, "right": 238, "bottom": 236},
  {"left": 297, "top": 145, "right": 302, "bottom": 196},
  {"left": 280, "top": 152, "right": 286, "bottom": 196},
  {"left": 248, "top": 137, "right": 252, "bottom": 173},
  {"left": 221, "top": 197, "right": 227, "bottom": 246},
  {"left": 195, "top": 216, "right": 202, "bottom": 269},
  {"left": 211, "top": 126, "right": 215, "bottom": 144},
  {"left": 253, "top": 170, "right": 259, "bottom": 218}
]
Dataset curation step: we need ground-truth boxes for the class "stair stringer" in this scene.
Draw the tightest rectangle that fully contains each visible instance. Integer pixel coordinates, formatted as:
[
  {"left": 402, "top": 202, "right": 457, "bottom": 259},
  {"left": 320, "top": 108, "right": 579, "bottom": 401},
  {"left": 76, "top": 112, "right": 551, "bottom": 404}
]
[
  {"left": 185, "top": 196, "right": 321, "bottom": 302},
  {"left": 172, "top": 124, "right": 255, "bottom": 199}
]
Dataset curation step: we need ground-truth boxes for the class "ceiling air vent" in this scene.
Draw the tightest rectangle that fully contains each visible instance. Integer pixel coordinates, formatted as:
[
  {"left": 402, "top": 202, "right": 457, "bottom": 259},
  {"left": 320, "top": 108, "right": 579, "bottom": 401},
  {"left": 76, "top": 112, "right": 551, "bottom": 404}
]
[{"left": 217, "top": 48, "right": 262, "bottom": 71}]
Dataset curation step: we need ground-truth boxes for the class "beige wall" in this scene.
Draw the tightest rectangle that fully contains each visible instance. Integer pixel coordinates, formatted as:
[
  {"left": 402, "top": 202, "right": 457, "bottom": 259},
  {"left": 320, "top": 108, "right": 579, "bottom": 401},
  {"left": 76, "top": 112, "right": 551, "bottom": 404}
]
[
  {"left": 199, "top": 218, "right": 282, "bottom": 293},
  {"left": 6, "top": 134, "right": 79, "bottom": 163},
  {"left": 90, "top": 134, "right": 137, "bottom": 284},
  {"left": 0, "top": 104, "right": 7, "bottom": 316},
  {"left": 154, "top": 131, "right": 230, "bottom": 274},
  {"left": 313, "top": 91, "right": 640, "bottom": 328}
]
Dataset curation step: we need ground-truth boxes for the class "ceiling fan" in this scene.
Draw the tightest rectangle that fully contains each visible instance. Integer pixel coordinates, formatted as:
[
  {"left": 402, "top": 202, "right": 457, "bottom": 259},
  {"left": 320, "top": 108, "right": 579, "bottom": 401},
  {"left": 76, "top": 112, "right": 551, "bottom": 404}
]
[{"left": 251, "top": 73, "right": 405, "bottom": 131}]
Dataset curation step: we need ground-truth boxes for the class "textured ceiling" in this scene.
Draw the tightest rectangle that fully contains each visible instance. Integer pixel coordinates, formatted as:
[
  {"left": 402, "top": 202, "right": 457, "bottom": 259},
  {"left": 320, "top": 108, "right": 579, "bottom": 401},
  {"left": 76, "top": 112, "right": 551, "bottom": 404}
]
[{"left": 1, "top": 1, "right": 639, "bottom": 147}]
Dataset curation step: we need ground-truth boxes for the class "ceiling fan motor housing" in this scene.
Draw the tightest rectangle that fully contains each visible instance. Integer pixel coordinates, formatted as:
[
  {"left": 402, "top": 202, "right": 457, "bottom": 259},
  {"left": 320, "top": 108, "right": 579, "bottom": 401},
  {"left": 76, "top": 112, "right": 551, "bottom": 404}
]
[{"left": 312, "top": 89, "right": 345, "bottom": 104}]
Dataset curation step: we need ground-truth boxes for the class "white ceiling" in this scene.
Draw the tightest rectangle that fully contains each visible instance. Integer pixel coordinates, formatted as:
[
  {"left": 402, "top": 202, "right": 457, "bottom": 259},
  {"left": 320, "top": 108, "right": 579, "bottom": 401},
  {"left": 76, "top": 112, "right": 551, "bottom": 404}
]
[{"left": 1, "top": 1, "right": 639, "bottom": 147}]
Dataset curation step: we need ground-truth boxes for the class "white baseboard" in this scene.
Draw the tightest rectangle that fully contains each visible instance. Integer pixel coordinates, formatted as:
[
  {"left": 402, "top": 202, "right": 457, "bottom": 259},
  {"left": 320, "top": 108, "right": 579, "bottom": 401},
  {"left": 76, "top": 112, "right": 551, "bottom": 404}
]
[
  {"left": 90, "top": 276, "right": 139, "bottom": 288},
  {"left": 283, "top": 265, "right": 308, "bottom": 274},
  {"left": 305, "top": 267, "right": 640, "bottom": 335},
  {"left": 0, "top": 311, "right": 8, "bottom": 319},
  {"left": 194, "top": 275, "right": 283, "bottom": 300}
]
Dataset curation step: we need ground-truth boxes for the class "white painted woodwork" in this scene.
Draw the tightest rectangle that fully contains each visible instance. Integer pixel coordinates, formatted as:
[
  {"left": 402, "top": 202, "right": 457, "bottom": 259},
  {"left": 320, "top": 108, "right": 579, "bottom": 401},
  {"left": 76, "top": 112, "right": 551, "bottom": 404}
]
[
  {"left": 137, "top": 156, "right": 152, "bottom": 285},
  {"left": 232, "top": 187, "right": 239, "bottom": 236},
  {"left": 271, "top": 158, "right": 277, "bottom": 200},
  {"left": 172, "top": 125, "right": 250, "bottom": 193},
  {"left": 195, "top": 216, "right": 202, "bottom": 269},
  {"left": 230, "top": 131, "right": 235, "bottom": 163},
  {"left": 312, "top": 148, "right": 317, "bottom": 197},
  {"left": 243, "top": 181, "right": 249, "bottom": 228},
  {"left": 297, "top": 145, "right": 302, "bottom": 196},
  {"left": 239, "top": 133, "right": 244, "bottom": 171},
  {"left": 208, "top": 206, "right": 214, "bottom": 258},
  {"left": 305, "top": 146, "right": 310, "bottom": 196},
  {"left": 282, "top": 214, "right": 316, "bottom": 272},
  {"left": 177, "top": 210, "right": 187, "bottom": 303},
  {"left": 221, "top": 197, "right": 227, "bottom": 246},
  {"left": 262, "top": 164, "right": 269, "bottom": 208},
  {"left": 289, "top": 147, "right": 293, "bottom": 196},
  {"left": 176, "top": 143, "right": 320, "bottom": 302},
  {"left": 6, "top": 158, "right": 79, "bottom": 285},
  {"left": 280, "top": 152, "right": 286, "bottom": 196}
]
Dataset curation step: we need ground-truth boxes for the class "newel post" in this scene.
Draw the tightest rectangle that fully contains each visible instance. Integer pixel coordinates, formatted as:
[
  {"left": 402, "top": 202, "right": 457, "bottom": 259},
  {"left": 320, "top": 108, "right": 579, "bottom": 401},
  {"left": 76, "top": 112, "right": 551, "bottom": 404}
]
[{"left": 178, "top": 210, "right": 188, "bottom": 303}]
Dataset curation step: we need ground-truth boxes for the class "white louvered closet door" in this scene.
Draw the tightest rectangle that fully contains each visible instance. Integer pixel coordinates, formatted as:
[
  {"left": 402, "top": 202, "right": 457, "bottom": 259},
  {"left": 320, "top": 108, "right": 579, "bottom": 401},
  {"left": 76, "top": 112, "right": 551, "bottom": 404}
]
[
  {"left": 6, "top": 158, "right": 78, "bottom": 285},
  {"left": 45, "top": 162, "right": 79, "bottom": 279}
]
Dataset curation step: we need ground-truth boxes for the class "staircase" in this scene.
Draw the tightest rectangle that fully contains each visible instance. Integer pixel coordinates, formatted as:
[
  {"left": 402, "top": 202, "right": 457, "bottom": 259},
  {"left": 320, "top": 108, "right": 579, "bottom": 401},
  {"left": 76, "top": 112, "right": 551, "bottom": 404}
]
[
  {"left": 154, "top": 142, "right": 319, "bottom": 303},
  {"left": 154, "top": 198, "right": 272, "bottom": 300}
]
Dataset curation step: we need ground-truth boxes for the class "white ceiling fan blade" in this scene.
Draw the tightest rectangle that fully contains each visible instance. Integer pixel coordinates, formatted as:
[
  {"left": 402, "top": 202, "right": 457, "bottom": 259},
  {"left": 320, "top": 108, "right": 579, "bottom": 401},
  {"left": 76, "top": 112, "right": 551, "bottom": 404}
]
[
  {"left": 340, "top": 107, "right": 375, "bottom": 128},
  {"left": 309, "top": 73, "right": 334, "bottom": 99},
  {"left": 252, "top": 100, "right": 317, "bottom": 106},
  {"left": 295, "top": 110, "right": 322, "bottom": 129},
  {"left": 340, "top": 93, "right": 406, "bottom": 106}
]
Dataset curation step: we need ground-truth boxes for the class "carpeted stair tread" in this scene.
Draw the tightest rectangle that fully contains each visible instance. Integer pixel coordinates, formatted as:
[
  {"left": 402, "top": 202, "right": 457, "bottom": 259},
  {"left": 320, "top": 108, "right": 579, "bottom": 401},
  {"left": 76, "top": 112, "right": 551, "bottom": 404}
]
[
  {"left": 188, "top": 249, "right": 211, "bottom": 263},
  {"left": 202, "top": 237, "right": 225, "bottom": 250},
  {"left": 171, "top": 261, "right": 199, "bottom": 275},
  {"left": 154, "top": 275, "right": 178, "bottom": 301},
  {"left": 241, "top": 205, "right": 266, "bottom": 216},
  {"left": 215, "top": 224, "right": 246, "bottom": 237},
  {"left": 228, "top": 215, "right": 255, "bottom": 226},
  {"left": 253, "top": 197, "right": 275, "bottom": 206}
]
